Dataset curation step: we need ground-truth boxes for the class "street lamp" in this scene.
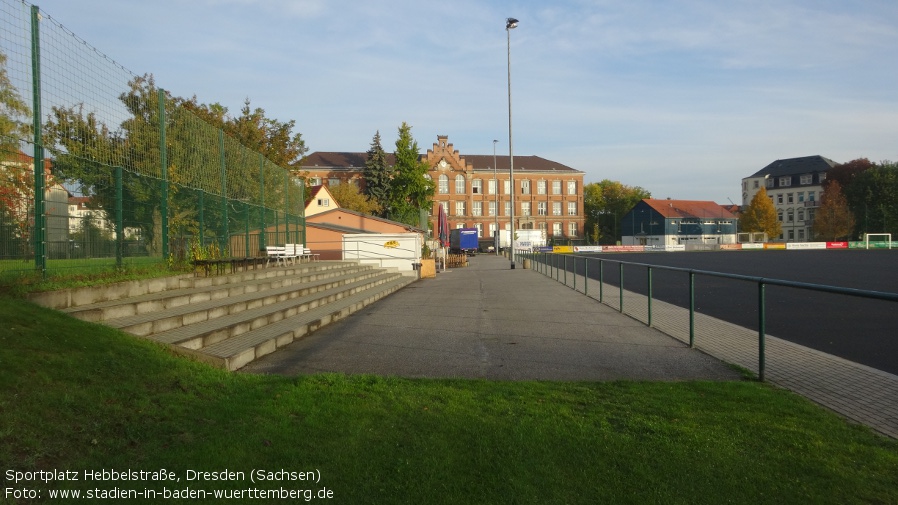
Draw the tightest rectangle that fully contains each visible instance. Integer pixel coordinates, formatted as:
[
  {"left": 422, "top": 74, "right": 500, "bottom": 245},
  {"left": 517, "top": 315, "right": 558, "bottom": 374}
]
[
  {"left": 506, "top": 16, "right": 518, "bottom": 269},
  {"left": 493, "top": 139, "right": 499, "bottom": 255}
]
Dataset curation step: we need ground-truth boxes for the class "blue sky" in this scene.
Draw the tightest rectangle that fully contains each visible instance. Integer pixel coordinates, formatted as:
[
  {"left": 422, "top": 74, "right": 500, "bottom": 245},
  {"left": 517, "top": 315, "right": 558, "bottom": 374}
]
[{"left": 31, "top": 0, "right": 898, "bottom": 203}]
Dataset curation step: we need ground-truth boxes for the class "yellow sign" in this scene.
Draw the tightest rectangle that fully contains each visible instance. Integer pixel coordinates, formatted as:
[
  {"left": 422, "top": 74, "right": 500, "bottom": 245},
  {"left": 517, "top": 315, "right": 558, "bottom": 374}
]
[
  {"left": 553, "top": 246, "right": 574, "bottom": 253},
  {"left": 384, "top": 240, "right": 400, "bottom": 249}
]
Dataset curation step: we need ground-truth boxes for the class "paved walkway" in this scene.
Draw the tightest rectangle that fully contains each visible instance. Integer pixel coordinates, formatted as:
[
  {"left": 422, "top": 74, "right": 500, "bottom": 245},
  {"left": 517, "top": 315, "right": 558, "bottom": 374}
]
[{"left": 243, "top": 254, "right": 898, "bottom": 439}]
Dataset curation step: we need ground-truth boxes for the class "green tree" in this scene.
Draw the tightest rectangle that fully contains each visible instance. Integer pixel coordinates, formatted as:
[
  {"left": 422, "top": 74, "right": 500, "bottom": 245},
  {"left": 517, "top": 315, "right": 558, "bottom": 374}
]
[
  {"left": 0, "top": 50, "right": 31, "bottom": 151},
  {"left": 839, "top": 161, "right": 898, "bottom": 237},
  {"left": 389, "top": 122, "right": 434, "bottom": 226},
  {"left": 584, "top": 180, "right": 651, "bottom": 244},
  {"left": 739, "top": 187, "right": 781, "bottom": 239},
  {"left": 813, "top": 180, "right": 855, "bottom": 241},
  {"left": 328, "top": 183, "right": 380, "bottom": 215},
  {"left": 363, "top": 130, "right": 391, "bottom": 217}
]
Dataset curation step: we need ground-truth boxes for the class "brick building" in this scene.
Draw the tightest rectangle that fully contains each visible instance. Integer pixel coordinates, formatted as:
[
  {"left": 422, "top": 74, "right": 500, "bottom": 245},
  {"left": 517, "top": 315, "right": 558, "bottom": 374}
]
[{"left": 301, "top": 135, "right": 585, "bottom": 245}]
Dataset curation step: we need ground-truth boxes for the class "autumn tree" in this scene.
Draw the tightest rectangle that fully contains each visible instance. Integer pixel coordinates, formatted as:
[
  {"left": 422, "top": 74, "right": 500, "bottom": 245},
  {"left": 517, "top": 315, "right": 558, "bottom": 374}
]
[
  {"left": 739, "top": 187, "right": 781, "bottom": 239},
  {"left": 328, "top": 183, "right": 380, "bottom": 215},
  {"left": 813, "top": 180, "right": 855, "bottom": 240},
  {"left": 389, "top": 122, "right": 434, "bottom": 226},
  {"left": 843, "top": 161, "right": 898, "bottom": 237},
  {"left": 0, "top": 50, "right": 34, "bottom": 254},
  {"left": 584, "top": 180, "right": 651, "bottom": 244},
  {"left": 363, "top": 130, "right": 391, "bottom": 217}
]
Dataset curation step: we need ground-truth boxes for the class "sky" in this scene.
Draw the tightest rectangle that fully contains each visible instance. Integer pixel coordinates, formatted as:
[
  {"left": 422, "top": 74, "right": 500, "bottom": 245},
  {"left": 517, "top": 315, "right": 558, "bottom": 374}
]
[{"left": 27, "top": 0, "right": 898, "bottom": 203}]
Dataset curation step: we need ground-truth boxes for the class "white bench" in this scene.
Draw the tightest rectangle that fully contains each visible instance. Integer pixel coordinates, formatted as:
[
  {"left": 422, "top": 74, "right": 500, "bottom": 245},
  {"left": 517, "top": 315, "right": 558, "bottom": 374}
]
[{"left": 265, "top": 246, "right": 286, "bottom": 267}]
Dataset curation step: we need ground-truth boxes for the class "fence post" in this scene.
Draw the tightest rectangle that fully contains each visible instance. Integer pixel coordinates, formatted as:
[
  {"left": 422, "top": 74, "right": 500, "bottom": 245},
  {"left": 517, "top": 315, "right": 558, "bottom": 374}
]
[
  {"left": 647, "top": 266, "right": 653, "bottom": 326},
  {"left": 115, "top": 166, "right": 123, "bottom": 268},
  {"left": 689, "top": 271, "right": 695, "bottom": 348},
  {"left": 258, "top": 154, "right": 265, "bottom": 250},
  {"left": 158, "top": 88, "right": 169, "bottom": 260},
  {"left": 599, "top": 259, "right": 604, "bottom": 303},
  {"left": 619, "top": 263, "right": 624, "bottom": 313},
  {"left": 30, "top": 6, "right": 46, "bottom": 274},
  {"left": 584, "top": 257, "right": 588, "bottom": 296},
  {"left": 758, "top": 281, "right": 766, "bottom": 382},
  {"left": 198, "top": 191, "right": 205, "bottom": 246},
  {"left": 564, "top": 255, "right": 568, "bottom": 286},
  {"left": 219, "top": 129, "right": 228, "bottom": 252},
  {"left": 244, "top": 201, "right": 250, "bottom": 258}
]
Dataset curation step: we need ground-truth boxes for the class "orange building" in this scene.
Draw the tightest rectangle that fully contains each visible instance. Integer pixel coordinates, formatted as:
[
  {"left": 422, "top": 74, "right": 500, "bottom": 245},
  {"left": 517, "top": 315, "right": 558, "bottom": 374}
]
[{"left": 301, "top": 135, "right": 586, "bottom": 245}]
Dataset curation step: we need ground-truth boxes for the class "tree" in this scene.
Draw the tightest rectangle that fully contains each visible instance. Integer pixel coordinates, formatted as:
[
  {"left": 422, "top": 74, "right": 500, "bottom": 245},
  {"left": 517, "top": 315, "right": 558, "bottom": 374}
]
[
  {"left": 328, "top": 183, "right": 380, "bottom": 215},
  {"left": 739, "top": 187, "right": 781, "bottom": 239},
  {"left": 584, "top": 180, "right": 651, "bottom": 244},
  {"left": 843, "top": 161, "right": 898, "bottom": 237},
  {"left": 0, "top": 50, "right": 35, "bottom": 254},
  {"left": 813, "top": 180, "right": 855, "bottom": 240},
  {"left": 389, "top": 122, "right": 434, "bottom": 226},
  {"left": 1, "top": 50, "right": 31, "bottom": 151},
  {"left": 363, "top": 130, "right": 391, "bottom": 217}
]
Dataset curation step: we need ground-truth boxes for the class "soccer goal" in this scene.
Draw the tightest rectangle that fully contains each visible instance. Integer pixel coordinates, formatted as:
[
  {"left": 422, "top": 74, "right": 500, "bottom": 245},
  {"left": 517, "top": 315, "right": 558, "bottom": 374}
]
[
  {"left": 864, "top": 233, "right": 893, "bottom": 249},
  {"left": 737, "top": 232, "right": 768, "bottom": 243}
]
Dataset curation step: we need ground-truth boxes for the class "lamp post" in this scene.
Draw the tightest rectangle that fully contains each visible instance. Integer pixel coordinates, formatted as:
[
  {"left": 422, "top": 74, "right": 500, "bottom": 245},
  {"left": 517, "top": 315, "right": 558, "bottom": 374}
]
[
  {"left": 506, "top": 17, "right": 518, "bottom": 269},
  {"left": 493, "top": 139, "right": 499, "bottom": 255}
]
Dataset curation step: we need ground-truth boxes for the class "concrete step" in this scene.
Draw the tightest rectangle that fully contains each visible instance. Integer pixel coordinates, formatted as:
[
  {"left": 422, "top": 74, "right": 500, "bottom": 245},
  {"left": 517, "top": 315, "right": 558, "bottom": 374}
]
[
  {"left": 65, "top": 262, "right": 378, "bottom": 324},
  {"left": 143, "top": 270, "right": 409, "bottom": 353},
  {"left": 105, "top": 268, "right": 389, "bottom": 337},
  {"left": 193, "top": 276, "right": 415, "bottom": 370}
]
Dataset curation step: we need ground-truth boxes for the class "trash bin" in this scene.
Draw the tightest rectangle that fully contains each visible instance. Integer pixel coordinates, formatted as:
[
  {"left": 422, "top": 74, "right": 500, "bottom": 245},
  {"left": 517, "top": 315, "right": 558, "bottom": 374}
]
[{"left": 522, "top": 258, "right": 531, "bottom": 269}]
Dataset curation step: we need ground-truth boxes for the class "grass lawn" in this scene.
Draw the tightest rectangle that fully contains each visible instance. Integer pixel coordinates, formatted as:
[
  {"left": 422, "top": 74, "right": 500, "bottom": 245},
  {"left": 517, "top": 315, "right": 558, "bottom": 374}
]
[{"left": 1, "top": 295, "right": 897, "bottom": 504}]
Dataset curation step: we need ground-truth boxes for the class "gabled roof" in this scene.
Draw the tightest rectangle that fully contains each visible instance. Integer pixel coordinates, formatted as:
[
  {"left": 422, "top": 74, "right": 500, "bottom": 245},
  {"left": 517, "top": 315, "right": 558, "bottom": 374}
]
[
  {"left": 302, "top": 152, "right": 581, "bottom": 174},
  {"left": 305, "top": 184, "right": 338, "bottom": 207},
  {"left": 643, "top": 199, "right": 737, "bottom": 220},
  {"left": 303, "top": 152, "right": 396, "bottom": 169},
  {"left": 748, "top": 155, "right": 837, "bottom": 178}
]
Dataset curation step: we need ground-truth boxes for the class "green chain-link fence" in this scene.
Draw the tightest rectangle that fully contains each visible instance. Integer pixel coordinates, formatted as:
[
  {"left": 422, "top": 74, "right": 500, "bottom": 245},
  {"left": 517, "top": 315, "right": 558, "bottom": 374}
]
[{"left": 1, "top": 0, "right": 304, "bottom": 280}]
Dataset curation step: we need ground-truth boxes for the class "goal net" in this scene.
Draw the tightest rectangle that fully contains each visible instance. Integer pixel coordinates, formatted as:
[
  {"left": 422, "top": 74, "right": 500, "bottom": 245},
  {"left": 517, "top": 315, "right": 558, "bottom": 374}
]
[{"left": 864, "top": 233, "right": 893, "bottom": 249}]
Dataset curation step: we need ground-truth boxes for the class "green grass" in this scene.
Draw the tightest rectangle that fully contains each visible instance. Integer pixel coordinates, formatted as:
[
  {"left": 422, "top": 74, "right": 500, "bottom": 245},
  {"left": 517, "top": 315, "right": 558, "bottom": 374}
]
[
  {"left": 0, "top": 257, "right": 189, "bottom": 296},
  {"left": 1, "top": 296, "right": 897, "bottom": 504}
]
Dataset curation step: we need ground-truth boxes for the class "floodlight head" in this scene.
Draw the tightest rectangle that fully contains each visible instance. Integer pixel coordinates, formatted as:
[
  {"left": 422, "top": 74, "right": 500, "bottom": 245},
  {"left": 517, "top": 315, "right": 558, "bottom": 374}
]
[{"left": 506, "top": 18, "right": 519, "bottom": 29}]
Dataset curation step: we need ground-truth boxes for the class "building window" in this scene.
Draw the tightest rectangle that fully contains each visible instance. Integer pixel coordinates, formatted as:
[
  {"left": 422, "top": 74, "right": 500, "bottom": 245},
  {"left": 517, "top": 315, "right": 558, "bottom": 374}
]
[
  {"left": 472, "top": 179, "right": 483, "bottom": 194},
  {"left": 521, "top": 202, "right": 531, "bottom": 217},
  {"left": 475, "top": 223, "right": 483, "bottom": 237},
  {"left": 798, "top": 192, "right": 805, "bottom": 202},
  {"left": 504, "top": 180, "right": 511, "bottom": 195},
  {"left": 788, "top": 229, "right": 795, "bottom": 240},
  {"left": 309, "top": 177, "right": 321, "bottom": 186},
  {"left": 553, "top": 222, "right": 562, "bottom": 236},
  {"left": 455, "top": 175, "right": 465, "bottom": 194},
  {"left": 489, "top": 222, "right": 497, "bottom": 238},
  {"left": 819, "top": 173, "right": 827, "bottom": 183},
  {"left": 787, "top": 209, "right": 793, "bottom": 222},
  {"left": 798, "top": 209, "right": 805, "bottom": 222},
  {"left": 778, "top": 211, "right": 783, "bottom": 222},
  {"left": 800, "top": 174, "right": 813, "bottom": 185},
  {"left": 537, "top": 180, "right": 547, "bottom": 195},
  {"left": 552, "top": 202, "right": 562, "bottom": 216},
  {"left": 521, "top": 180, "right": 530, "bottom": 195},
  {"left": 553, "top": 180, "right": 562, "bottom": 195},
  {"left": 504, "top": 201, "right": 511, "bottom": 217},
  {"left": 569, "top": 222, "right": 578, "bottom": 237},
  {"left": 568, "top": 202, "right": 577, "bottom": 216},
  {"left": 809, "top": 191, "right": 815, "bottom": 202},
  {"left": 799, "top": 229, "right": 805, "bottom": 240},
  {"left": 488, "top": 179, "right": 497, "bottom": 195},
  {"left": 317, "top": 198, "right": 329, "bottom": 207},
  {"left": 472, "top": 201, "right": 482, "bottom": 217},
  {"left": 438, "top": 175, "right": 449, "bottom": 194},
  {"left": 787, "top": 193, "right": 794, "bottom": 204},
  {"left": 777, "top": 194, "right": 783, "bottom": 205},
  {"left": 753, "top": 180, "right": 759, "bottom": 189},
  {"left": 766, "top": 178, "right": 774, "bottom": 188},
  {"left": 567, "top": 180, "right": 576, "bottom": 195},
  {"left": 779, "top": 177, "right": 791, "bottom": 187},
  {"left": 537, "top": 202, "right": 547, "bottom": 216},
  {"left": 488, "top": 201, "right": 497, "bottom": 217},
  {"left": 328, "top": 177, "right": 340, "bottom": 186},
  {"left": 455, "top": 201, "right": 465, "bottom": 216}
]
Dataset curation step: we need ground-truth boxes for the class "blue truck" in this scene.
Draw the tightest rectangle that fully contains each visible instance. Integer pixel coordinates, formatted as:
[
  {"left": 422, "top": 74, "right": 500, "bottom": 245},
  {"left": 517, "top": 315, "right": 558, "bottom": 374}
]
[{"left": 449, "top": 228, "right": 479, "bottom": 255}]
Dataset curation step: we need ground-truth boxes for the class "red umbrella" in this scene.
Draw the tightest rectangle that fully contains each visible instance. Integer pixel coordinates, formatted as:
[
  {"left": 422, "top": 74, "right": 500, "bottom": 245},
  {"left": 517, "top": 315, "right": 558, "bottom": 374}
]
[{"left": 437, "top": 203, "right": 449, "bottom": 248}]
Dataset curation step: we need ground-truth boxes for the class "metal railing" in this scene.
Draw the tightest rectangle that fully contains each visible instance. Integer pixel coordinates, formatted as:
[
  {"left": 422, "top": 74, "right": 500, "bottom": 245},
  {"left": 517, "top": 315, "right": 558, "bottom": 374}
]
[{"left": 518, "top": 251, "right": 898, "bottom": 381}]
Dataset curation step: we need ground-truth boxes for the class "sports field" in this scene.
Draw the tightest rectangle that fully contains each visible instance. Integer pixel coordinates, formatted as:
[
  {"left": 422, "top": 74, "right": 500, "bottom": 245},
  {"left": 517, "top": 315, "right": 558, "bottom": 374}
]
[{"left": 582, "top": 249, "right": 898, "bottom": 375}]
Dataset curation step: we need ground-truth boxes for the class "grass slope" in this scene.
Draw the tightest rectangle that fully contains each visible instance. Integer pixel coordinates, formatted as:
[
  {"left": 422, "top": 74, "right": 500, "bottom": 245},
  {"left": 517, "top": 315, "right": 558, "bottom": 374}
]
[{"left": 1, "top": 296, "right": 896, "bottom": 504}]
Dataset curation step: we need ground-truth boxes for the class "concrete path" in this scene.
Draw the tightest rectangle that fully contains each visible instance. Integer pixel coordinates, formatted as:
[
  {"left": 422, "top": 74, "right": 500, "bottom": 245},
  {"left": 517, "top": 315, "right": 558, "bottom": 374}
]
[{"left": 243, "top": 254, "right": 739, "bottom": 381}]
